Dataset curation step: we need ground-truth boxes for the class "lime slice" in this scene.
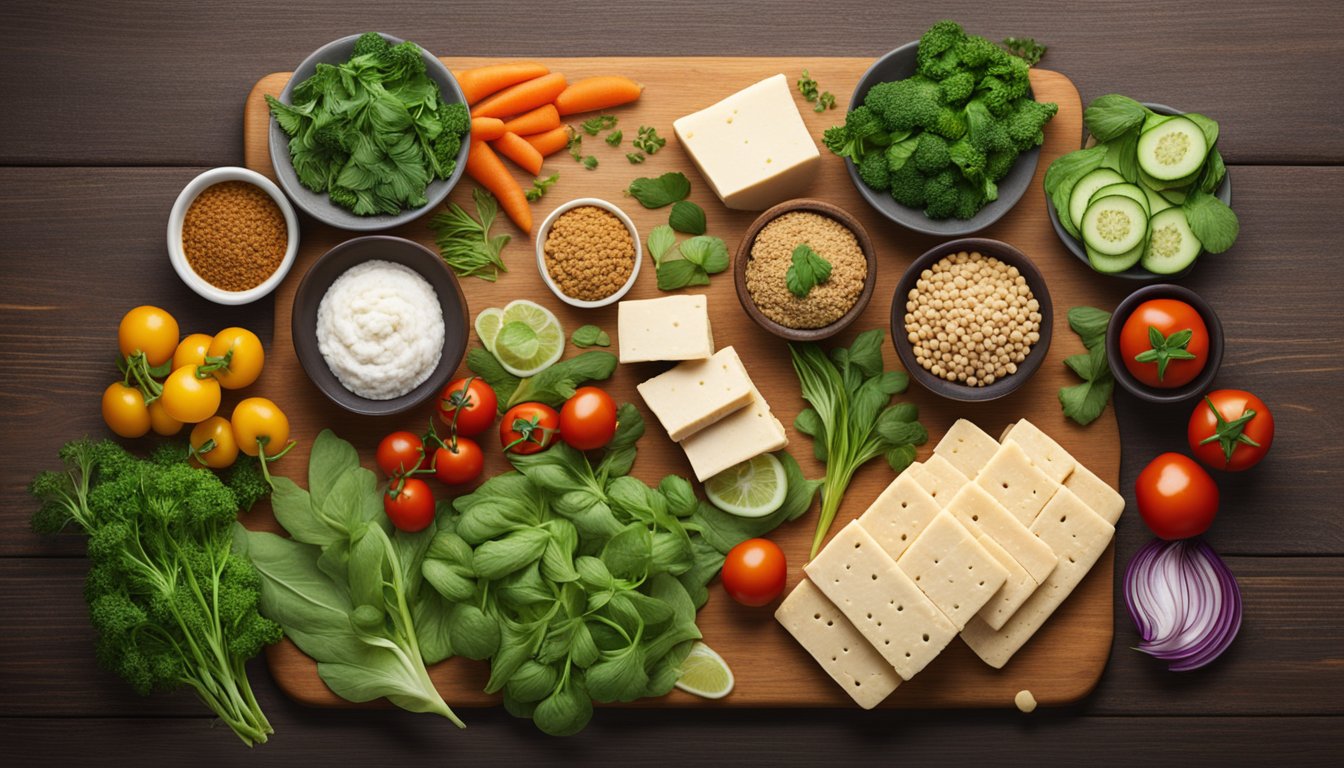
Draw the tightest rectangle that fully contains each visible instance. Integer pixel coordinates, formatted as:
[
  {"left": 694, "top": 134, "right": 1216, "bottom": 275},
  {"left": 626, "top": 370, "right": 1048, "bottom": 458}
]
[
  {"left": 704, "top": 453, "right": 788, "bottom": 518},
  {"left": 474, "top": 307, "right": 504, "bottom": 351},
  {"left": 491, "top": 300, "right": 564, "bottom": 377},
  {"left": 674, "top": 642, "right": 734, "bottom": 700}
]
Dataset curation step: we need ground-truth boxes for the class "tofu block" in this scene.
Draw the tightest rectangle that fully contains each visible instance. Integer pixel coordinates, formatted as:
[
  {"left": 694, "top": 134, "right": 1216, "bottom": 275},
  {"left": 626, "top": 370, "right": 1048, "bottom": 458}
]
[
  {"left": 960, "top": 488, "right": 1115, "bottom": 668},
  {"left": 672, "top": 74, "right": 820, "bottom": 210},
  {"left": 775, "top": 579, "right": 901, "bottom": 709},
  {"left": 1063, "top": 462, "right": 1126, "bottom": 525},
  {"left": 906, "top": 454, "right": 969, "bottom": 507},
  {"left": 944, "top": 483, "right": 1057, "bottom": 583},
  {"left": 971, "top": 534, "right": 1039, "bottom": 631},
  {"left": 617, "top": 295, "right": 713, "bottom": 363},
  {"left": 856, "top": 473, "right": 942, "bottom": 560},
  {"left": 636, "top": 346, "right": 753, "bottom": 441},
  {"left": 975, "top": 440, "right": 1060, "bottom": 525},
  {"left": 1002, "top": 419, "right": 1076, "bottom": 483},
  {"left": 895, "top": 511, "right": 1008, "bottom": 631},
  {"left": 805, "top": 522, "right": 958, "bottom": 681},
  {"left": 933, "top": 419, "right": 1000, "bottom": 479},
  {"left": 679, "top": 384, "right": 787, "bottom": 481}
]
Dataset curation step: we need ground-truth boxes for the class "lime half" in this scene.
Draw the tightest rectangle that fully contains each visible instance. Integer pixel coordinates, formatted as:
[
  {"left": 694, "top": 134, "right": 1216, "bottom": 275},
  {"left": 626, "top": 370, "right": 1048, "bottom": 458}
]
[
  {"left": 674, "top": 642, "right": 734, "bottom": 700},
  {"left": 704, "top": 453, "right": 787, "bottom": 518},
  {"left": 474, "top": 307, "right": 504, "bottom": 350},
  {"left": 489, "top": 300, "right": 564, "bottom": 377}
]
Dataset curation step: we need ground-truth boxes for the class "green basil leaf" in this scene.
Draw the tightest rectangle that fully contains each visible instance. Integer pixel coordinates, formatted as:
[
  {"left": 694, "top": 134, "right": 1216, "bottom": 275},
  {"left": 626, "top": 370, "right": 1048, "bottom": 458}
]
[
  {"left": 1068, "top": 306, "right": 1112, "bottom": 349},
  {"left": 626, "top": 171, "right": 691, "bottom": 208},
  {"left": 884, "top": 443, "right": 918, "bottom": 473},
  {"left": 586, "top": 642, "right": 649, "bottom": 703},
  {"left": 571, "top": 621, "right": 600, "bottom": 668},
  {"left": 1182, "top": 190, "right": 1240, "bottom": 254},
  {"left": 507, "top": 351, "right": 618, "bottom": 408},
  {"left": 656, "top": 258, "right": 709, "bottom": 291},
  {"left": 539, "top": 519, "right": 580, "bottom": 583},
  {"left": 1083, "top": 94, "right": 1150, "bottom": 142},
  {"left": 532, "top": 677, "right": 593, "bottom": 737},
  {"left": 679, "top": 236, "right": 729, "bottom": 274},
  {"left": 601, "top": 523, "right": 653, "bottom": 579},
  {"left": 658, "top": 475, "right": 698, "bottom": 518},
  {"left": 668, "top": 200, "right": 707, "bottom": 235},
  {"left": 422, "top": 558, "right": 476, "bottom": 602},
  {"left": 786, "top": 243, "right": 832, "bottom": 297},
  {"left": 466, "top": 347, "right": 520, "bottom": 412},
  {"left": 308, "top": 429, "right": 360, "bottom": 511},
  {"left": 647, "top": 224, "right": 677, "bottom": 265},
  {"left": 504, "top": 660, "right": 559, "bottom": 703},
  {"left": 571, "top": 324, "right": 610, "bottom": 348}
]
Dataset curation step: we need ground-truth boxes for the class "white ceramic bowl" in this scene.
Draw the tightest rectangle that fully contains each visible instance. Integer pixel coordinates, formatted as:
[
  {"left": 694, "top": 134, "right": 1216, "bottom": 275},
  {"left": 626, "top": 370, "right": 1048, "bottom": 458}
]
[
  {"left": 166, "top": 166, "right": 300, "bottom": 305},
  {"left": 535, "top": 198, "right": 642, "bottom": 309}
]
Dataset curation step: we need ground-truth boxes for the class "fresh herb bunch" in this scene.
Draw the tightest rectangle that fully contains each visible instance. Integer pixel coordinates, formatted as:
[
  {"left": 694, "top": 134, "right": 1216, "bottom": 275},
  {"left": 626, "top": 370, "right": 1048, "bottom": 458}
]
[
  {"left": 429, "top": 187, "right": 511, "bottom": 281},
  {"left": 646, "top": 225, "right": 729, "bottom": 291},
  {"left": 30, "top": 440, "right": 281, "bottom": 746},
  {"left": 1058, "top": 306, "right": 1115, "bottom": 425},
  {"left": 265, "top": 32, "right": 470, "bottom": 216}
]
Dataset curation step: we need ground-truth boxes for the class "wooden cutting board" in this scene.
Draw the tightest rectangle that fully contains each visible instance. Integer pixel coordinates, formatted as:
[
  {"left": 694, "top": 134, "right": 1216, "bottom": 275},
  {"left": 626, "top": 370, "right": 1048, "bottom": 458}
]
[{"left": 241, "top": 57, "right": 1123, "bottom": 711}]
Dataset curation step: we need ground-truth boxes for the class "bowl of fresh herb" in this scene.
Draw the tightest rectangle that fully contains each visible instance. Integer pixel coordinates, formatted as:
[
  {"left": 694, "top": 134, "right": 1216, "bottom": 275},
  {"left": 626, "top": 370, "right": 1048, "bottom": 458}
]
[{"left": 266, "top": 32, "right": 471, "bottom": 231}]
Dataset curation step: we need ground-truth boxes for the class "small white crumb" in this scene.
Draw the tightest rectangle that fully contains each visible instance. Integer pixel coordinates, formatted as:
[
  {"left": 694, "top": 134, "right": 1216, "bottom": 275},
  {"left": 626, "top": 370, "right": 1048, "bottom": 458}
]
[{"left": 1014, "top": 689, "right": 1037, "bottom": 713}]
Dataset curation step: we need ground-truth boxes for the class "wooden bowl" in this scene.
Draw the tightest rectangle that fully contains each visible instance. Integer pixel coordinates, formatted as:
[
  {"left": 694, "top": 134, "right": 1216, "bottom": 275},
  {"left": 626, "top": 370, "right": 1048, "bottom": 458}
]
[
  {"left": 890, "top": 238, "right": 1054, "bottom": 402},
  {"left": 1105, "top": 283, "right": 1224, "bottom": 404},
  {"left": 733, "top": 199, "right": 877, "bottom": 342}
]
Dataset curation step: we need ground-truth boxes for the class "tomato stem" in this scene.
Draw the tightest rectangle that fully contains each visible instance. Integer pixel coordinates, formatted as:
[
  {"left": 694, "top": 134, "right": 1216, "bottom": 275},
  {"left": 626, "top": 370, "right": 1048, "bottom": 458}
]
[
  {"left": 1134, "top": 325, "right": 1198, "bottom": 382},
  {"left": 1196, "top": 396, "right": 1261, "bottom": 464}
]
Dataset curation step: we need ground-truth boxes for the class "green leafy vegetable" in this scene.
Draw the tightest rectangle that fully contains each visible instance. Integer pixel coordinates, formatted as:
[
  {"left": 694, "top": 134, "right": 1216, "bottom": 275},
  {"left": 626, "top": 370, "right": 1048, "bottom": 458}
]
[
  {"left": 1059, "top": 306, "right": 1116, "bottom": 426},
  {"left": 466, "top": 347, "right": 521, "bottom": 408},
  {"left": 785, "top": 243, "right": 832, "bottom": 298},
  {"left": 429, "top": 187, "right": 511, "bottom": 281},
  {"left": 627, "top": 172, "right": 691, "bottom": 209},
  {"left": 656, "top": 236, "right": 729, "bottom": 291},
  {"left": 797, "top": 70, "right": 820, "bottom": 103},
  {"left": 1182, "top": 190, "right": 1240, "bottom": 254},
  {"left": 571, "top": 325, "right": 611, "bottom": 349},
  {"left": 582, "top": 155, "right": 599, "bottom": 171},
  {"left": 815, "top": 91, "right": 836, "bottom": 112},
  {"left": 525, "top": 172, "right": 560, "bottom": 202},
  {"left": 668, "top": 200, "right": 707, "bottom": 235},
  {"left": 633, "top": 126, "right": 666, "bottom": 155},
  {"left": 626, "top": 152, "right": 646, "bottom": 164},
  {"left": 567, "top": 129, "right": 584, "bottom": 161},
  {"left": 647, "top": 224, "right": 677, "bottom": 264},
  {"left": 605, "top": 129, "right": 623, "bottom": 147},
  {"left": 1001, "top": 36, "right": 1048, "bottom": 65},
  {"left": 1083, "top": 94, "right": 1149, "bottom": 142},
  {"left": 470, "top": 350, "right": 618, "bottom": 410},
  {"left": 580, "top": 115, "right": 618, "bottom": 136},
  {"left": 1042, "top": 145, "right": 1107, "bottom": 239}
]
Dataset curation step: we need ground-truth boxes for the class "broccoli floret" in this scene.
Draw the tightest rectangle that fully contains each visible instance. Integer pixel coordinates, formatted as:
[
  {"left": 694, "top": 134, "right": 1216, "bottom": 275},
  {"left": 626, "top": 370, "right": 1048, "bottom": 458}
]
[
  {"left": 1004, "top": 99, "right": 1059, "bottom": 150},
  {"left": 888, "top": 163, "right": 928, "bottom": 209},
  {"left": 963, "top": 99, "right": 1014, "bottom": 155},
  {"left": 923, "top": 170, "right": 960, "bottom": 219},
  {"left": 438, "top": 101, "right": 470, "bottom": 138},
  {"left": 352, "top": 31, "right": 391, "bottom": 59},
  {"left": 912, "top": 133, "right": 952, "bottom": 174},
  {"left": 953, "top": 182, "right": 988, "bottom": 220},
  {"left": 954, "top": 34, "right": 1004, "bottom": 71},
  {"left": 858, "top": 151, "right": 891, "bottom": 191},
  {"left": 986, "top": 150, "right": 1018, "bottom": 181},
  {"left": 381, "top": 41, "right": 426, "bottom": 81},
  {"left": 864, "top": 77, "right": 938, "bottom": 133},
  {"left": 822, "top": 105, "right": 889, "bottom": 162},
  {"left": 915, "top": 21, "right": 968, "bottom": 80},
  {"left": 940, "top": 71, "right": 976, "bottom": 105},
  {"left": 224, "top": 459, "right": 272, "bottom": 513}
]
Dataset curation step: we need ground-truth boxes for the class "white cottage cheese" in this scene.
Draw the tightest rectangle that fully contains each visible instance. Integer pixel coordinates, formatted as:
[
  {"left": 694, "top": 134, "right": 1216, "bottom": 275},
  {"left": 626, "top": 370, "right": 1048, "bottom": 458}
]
[{"left": 316, "top": 260, "right": 444, "bottom": 400}]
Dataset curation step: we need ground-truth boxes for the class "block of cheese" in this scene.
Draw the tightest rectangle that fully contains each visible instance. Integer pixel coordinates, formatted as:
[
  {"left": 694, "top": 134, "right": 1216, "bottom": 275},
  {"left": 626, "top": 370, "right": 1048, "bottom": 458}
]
[
  {"left": 895, "top": 511, "right": 1008, "bottom": 631},
  {"left": 1001, "top": 419, "right": 1076, "bottom": 483},
  {"left": 974, "top": 440, "right": 1060, "bottom": 525},
  {"left": 636, "top": 346, "right": 753, "bottom": 441},
  {"left": 775, "top": 579, "right": 901, "bottom": 709},
  {"left": 971, "top": 534, "right": 1039, "bottom": 631},
  {"left": 856, "top": 473, "right": 941, "bottom": 561},
  {"left": 804, "top": 522, "right": 958, "bottom": 681},
  {"left": 906, "top": 454, "right": 969, "bottom": 507},
  {"left": 944, "top": 483, "right": 1057, "bottom": 583},
  {"left": 933, "top": 419, "right": 1000, "bottom": 479},
  {"left": 960, "top": 487, "right": 1115, "bottom": 668},
  {"left": 617, "top": 295, "right": 713, "bottom": 363},
  {"left": 1063, "top": 461, "right": 1126, "bottom": 525},
  {"left": 679, "top": 384, "right": 787, "bottom": 481},
  {"left": 671, "top": 74, "right": 820, "bottom": 210}
]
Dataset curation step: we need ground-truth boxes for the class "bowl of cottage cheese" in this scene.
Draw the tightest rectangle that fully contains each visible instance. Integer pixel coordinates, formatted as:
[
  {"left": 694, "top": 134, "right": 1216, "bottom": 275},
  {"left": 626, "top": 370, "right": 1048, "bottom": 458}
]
[{"left": 291, "top": 236, "right": 468, "bottom": 416}]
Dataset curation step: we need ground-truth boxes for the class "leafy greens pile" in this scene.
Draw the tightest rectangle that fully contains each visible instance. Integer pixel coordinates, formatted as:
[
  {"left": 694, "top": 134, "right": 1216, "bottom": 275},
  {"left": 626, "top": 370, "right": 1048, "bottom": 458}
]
[{"left": 266, "top": 32, "right": 470, "bottom": 216}]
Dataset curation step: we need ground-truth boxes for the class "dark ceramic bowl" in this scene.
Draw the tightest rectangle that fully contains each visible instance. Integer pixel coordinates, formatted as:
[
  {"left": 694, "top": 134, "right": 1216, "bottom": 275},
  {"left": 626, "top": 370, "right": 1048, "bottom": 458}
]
[
  {"left": 267, "top": 33, "right": 469, "bottom": 231},
  {"left": 1105, "top": 283, "right": 1223, "bottom": 404},
  {"left": 1046, "top": 103, "right": 1233, "bottom": 281},
  {"left": 733, "top": 199, "right": 877, "bottom": 342},
  {"left": 890, "top": 238, "right": 1053, "bottom": 402},
  {"left": 291, "top": 236, "right": 469, "bottom": 416},
  {"left": 844, "top": 41, "right": 1042, "bottom": 237}
]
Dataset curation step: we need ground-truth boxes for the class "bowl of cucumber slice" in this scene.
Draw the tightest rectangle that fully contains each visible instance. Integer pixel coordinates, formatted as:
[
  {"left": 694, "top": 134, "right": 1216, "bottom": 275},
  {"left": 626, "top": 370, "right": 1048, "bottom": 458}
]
[{"left": 1046, "top": 103, "right": 1233, "bottom": 280}]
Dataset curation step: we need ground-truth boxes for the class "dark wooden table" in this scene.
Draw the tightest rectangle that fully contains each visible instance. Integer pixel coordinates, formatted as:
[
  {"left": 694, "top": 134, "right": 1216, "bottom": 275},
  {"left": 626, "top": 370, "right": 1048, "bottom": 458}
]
[{"left": 2, "top": 1, "right": 1340, "bottom": 764}]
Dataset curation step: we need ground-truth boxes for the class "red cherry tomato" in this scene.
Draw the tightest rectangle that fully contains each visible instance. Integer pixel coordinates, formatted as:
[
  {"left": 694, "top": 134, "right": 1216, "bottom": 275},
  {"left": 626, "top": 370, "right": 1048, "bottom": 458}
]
[
  {"left": 721, "top": 538, "right": 787, "bottom": 607},
  {"left": 433, "top": 438, "right": 485, "bottom": 485},
  {"left": 1135, "top": 453, "right": 1219, "bottom": 540},
  {"left": 1118, "top": 299, "right": 1209, "bottom": 388},
  {"left": 438, "top": 377, "right": 497, "bottom": 438},
  {"left": 1188, "top": 389, "right": 1275, "bottom": 472},
  {"left": 384, "top": 478, "right": 435, "bottom": 532},
  {"left": 500, "top": 403, "right": 559, "bottom": 455},
  {"left": 559, "top": 387, "right": 618, "bottom": 451},
  {"left": 376, "top": 431, "right": 429, "bottom": 477}
]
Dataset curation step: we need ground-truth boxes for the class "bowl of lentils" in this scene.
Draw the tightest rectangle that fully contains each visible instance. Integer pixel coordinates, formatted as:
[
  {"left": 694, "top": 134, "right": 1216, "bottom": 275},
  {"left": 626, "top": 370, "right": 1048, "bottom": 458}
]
[
  {"left": 890, "top": 238, "right": 1053, "bottom": 402},
  {"left": 734, "top": 199, "right": 876, "bottom": 342},
  {"left": 535, "top": 198, "right": 641, "bottom": 308}
]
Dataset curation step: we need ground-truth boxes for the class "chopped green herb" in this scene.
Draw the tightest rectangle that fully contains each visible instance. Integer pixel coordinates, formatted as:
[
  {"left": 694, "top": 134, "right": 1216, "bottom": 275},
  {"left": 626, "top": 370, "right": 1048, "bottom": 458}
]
[
  {"left": 605, "top": 129, "right": 623, "bottom": 147},
  {"left": 580, "top": 115, "right": 618, "bottom": 136},
  {"left": 797, "top": 70, "right": 820, "bottom": 103},
  {"left": 428, "top": 187, "right": 511, "bottom": 281},
  {"left": 1001, "top": 36, "right": 1048, "bottom": 65},
  {"left": 815, "top": 91, "right": 836, "bottom": 112},
  {"left": 524, "top": 172, "right": 560, "bottom": 202},
  {"left": 785, "top": 243, "right": 832, "bottom": 297},
  {"left": 668, "top": 200, "right": 707, "bottom": 235},
  {"left": 626, "top": 171, "right": 691, "bottom": 208},
  {"left": 626, "top": 152, "right": 646, "bottom": 164},
  {"left": 582, "top": 155, "right": 599, "bottom": 170},
  {"left": 633, "top": 126, "right": 666, "bottom": 155},
  {"left": 566, "top": 129, "right": 584, "bottom": 162},
  {"left": 571, "top": 325, "right": 611, "bottom": 348}
]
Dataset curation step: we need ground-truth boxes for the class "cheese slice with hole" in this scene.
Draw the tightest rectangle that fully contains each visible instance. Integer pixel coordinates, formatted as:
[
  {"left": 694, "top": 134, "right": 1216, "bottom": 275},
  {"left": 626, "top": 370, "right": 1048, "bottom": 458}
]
[
  {"left": 944, "top": 483, "right": 1057, "bottom": 584},
  {"left": 971, "top": 534, "right": 1039, "bottom": 631},
  {"left": 775, "top": 579, "right": 901, "bottom": 709},
  {"left": 679, "top": 384, "right": 787, "bottom": 481},
  {"left": 895, "top": 510, "right": 1009, "bottom": 631},
  {"left": 933, "top": 419, "right": 1001, "bottom": 479},
  {"left": 974, "top": 440, "right": 1060, "bottom": 525},
  {"left": 1001, "top": 419, "right": 1077, "bottom": 483},
  {"left": 636, "top": 346, "right": 753, "bottom": 441},
  {"left": 856, "top": 473, "right": 942, "bottom": 561},
  {"left": 617, "top": 295, "right": 713, "bottom": 363},
  {"left": 1062, "top": 461, "right": 1126, "bottom": 525},
  {"left": 906, "top": 454, "right": 969, "bottom": 507}
]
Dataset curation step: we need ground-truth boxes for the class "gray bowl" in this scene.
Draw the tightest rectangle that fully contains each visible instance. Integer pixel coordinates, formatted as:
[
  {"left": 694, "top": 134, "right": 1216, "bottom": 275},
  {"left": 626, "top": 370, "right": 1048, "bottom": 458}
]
[
  {"left": 267, "top": 33, "right": 470, "bottom": 232},
  {"left": 1046, "top": 103, "right": 1233, "bottom": 281},
  {"left": 844, "top": 41, "right": 1042, "bottom": 237},
  {"left": 1105, "top": 283, "right": 1223, "bottom": 403}
]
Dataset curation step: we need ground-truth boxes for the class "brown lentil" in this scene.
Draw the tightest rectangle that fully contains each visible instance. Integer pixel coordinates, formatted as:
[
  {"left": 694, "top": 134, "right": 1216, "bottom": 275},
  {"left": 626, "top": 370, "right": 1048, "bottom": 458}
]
[
  {"left": 182, "top": 181, "right": 287, "bottom": 292},
  {"left": 543, "top": 206, "right": 636, "bottom": 301},
  {"left": 746, "top": 211, "right": 866, "bottom": 329},
  {"left": 903, "top": 251, "right": 1041, "bottom": 387}
]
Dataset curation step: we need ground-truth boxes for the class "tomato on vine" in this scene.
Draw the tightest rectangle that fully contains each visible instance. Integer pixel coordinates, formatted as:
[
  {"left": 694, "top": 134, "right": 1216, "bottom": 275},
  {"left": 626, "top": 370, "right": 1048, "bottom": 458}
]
[
  {"left": 189, "top": 416, "right": 240, "bottom": 469},
  {"left": 101, "top": 382, "right": 151, "bottom": 438},
  {"left": 559, "top": 387, "right": 617, "bottom": 451},
  {"left": 205, "top": 327, "right": 265, "bottom": 390},
  {"left": 377, "top": 431, "right": 430, "bottom": 477},
  {"left": 433, "top": 438, "right": 484, "bottom": 485},
  {"left": 160, "top": 364, "right": 222, "bottom": 423},
  {"left": 231, "top": 397, "right": 291, "bottom": 458},
  {"left": 384, "top": 477, "right": 435, "bottom": 532},
  {"left": 500, "top": 403, "right": 559, "bottom": 455},
  {"left": 438, "top": 377, "right": 496, "bottom": 438},
  {"left": 118, "top": 305, "right": 180, "bottom": 368}
]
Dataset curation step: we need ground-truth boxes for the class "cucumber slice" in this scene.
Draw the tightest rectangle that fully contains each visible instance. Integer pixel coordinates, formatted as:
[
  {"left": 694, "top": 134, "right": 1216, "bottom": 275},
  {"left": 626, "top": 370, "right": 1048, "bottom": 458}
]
[
  {"left": 1138, "top": 164, "right": 1199, "bottom": 191},
  {"left": 1137, "top": 116, "right": 1209, "bottom": 181},
  {"left": 1087, "top": 240, "right": 1144, "bottom": 273},
  {"left": 1068, "top": 168, "right": 1125, "bottom": 230},
  {"left": 1081, "top": 195, "right": 1149, "bottom": 256},
  {"left": 1139, "top": 180, "right": 1174, "bottom": 214},
  {"left": 1088, "top": 183, "right": 1149, "bottom": 217},
  {"left": 1141, "top": 207, "right": 1203, "bottom": 274},
  {"left": 1158, "top": 185, "right": 1191, "bottom": 205}
]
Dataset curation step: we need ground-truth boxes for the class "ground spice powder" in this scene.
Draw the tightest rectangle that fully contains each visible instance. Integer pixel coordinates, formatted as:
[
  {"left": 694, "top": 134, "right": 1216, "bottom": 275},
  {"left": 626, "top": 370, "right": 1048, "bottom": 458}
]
[
  {"left": 543, "top": 206, "right": 635, "bottom": 301},
  {"left": 182, "top": 181, "right": 287, "bottom": 292}
]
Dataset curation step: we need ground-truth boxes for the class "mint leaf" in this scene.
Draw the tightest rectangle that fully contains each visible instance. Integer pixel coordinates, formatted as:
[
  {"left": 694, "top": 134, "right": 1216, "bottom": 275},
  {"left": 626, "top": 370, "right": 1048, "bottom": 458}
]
[
  {"left": 627, "top": 172, "right": 690, "bottom": 209},
  {"left": 785, "top": 243, "right": 832, "bottom": 298},
  {"left": 668, "top": 201, "right": 707, "bottom": 235},
  {"left": 647, "top": 225, "right": 677, "bottom": 265},
  {"left": 655, "top": 259, "right": 709, "bottom": 291},
  {"left": 678, "top": 236, "right": 728, "bottom": 274},
  {"left": 571, "top": 325, "right": 610, "bottom": 349}
]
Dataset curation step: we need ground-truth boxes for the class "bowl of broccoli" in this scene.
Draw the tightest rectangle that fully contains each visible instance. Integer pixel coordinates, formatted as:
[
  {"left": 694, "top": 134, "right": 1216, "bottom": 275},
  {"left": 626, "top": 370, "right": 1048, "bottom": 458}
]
[
  {"left": 825, "top": 22, "right": 1057, "bottom": 236},
  {"left": 266, "top": 32, "right": 471, "bottom": 232}
]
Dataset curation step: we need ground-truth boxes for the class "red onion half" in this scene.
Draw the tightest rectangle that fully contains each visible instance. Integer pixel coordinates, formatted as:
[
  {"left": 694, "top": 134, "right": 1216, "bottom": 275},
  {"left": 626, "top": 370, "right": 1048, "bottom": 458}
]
[{"left": 1123, "top": 537, "right": 1242, "bottom": 671}]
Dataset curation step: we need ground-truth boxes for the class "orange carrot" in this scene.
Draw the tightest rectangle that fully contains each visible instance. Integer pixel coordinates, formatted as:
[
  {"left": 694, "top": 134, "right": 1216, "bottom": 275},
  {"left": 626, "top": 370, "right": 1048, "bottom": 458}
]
[
  {"left": 472, "top": 72, "right": 568, "bottom": 119},
  {"left": 492, "top": 132, "right": 545, "bottom": 177},
  {"left": 454, "top": 62, "right": 550, "bottom": 106},
  {"left": 522, "top": 126, "right": 571, "bottom": 158},
  {"left": 466, "top": 140, "right": 531, "bottom": 233},
  {"left": 501, "top": 104, "right": 560, "bottom": 137},
  {"left": 553, "top": 76, "right": 644, "bottom": 116},
  {"left": 470, "top": 116, "right": 506, "bottom": 141}
]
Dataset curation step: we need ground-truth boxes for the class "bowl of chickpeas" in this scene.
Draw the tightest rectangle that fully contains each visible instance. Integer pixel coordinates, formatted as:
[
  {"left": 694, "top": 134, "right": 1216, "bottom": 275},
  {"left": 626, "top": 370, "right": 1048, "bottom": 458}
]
[{"left": 890, "top": 238, "right": 1053, "bottom": 402}]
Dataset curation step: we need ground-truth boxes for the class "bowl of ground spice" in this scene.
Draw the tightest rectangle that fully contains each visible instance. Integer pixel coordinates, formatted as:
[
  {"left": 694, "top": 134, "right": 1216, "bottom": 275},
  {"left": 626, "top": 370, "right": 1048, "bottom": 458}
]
[
  {"left": 536, "top": 198, "right": 641, "bottom": 308},
  {"left": 891, "top": 238, "right": 1053, "bottom": 402},
  {"left": 167, "top": 167, "right": 298, "bottom": 305},
  {"left": 734, "top": 199, "right": 876, "bottom": 341}
]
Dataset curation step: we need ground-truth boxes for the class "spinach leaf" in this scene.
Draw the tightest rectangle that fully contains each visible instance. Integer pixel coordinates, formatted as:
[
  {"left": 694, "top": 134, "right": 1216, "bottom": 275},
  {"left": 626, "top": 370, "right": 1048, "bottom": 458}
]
[
  {"left": 571, "top": 324, "right": 610, "bottom": 348},
  {"left": 668, "top": 200, "right": 707, "bottom": 235},
  {"left": 1058, "top": 306, "right": 1116, "bottom": 426},
  {"left": 466, "top": 347, "right": 520, "bottom": 411},
  {"left": 507, "top": 351, "right": 618, "bottom": 408},
  {"left": 1083, "top": 94, "right": 1150, "bottom": 142},
  {"left": 626, "top": 171, "right": 691, "bottom": 208},
  {"left": 1182, "top": 190, "right": 1240, "bottom": 254}
]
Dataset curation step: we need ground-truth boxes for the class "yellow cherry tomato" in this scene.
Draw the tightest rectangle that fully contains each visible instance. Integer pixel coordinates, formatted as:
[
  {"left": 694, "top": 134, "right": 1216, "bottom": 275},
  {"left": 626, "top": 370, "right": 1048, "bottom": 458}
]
[
  {"left": 118, "top": 306, "right": 180, "bottom": 367},
  {"left": 147, "top": 398, "right": 184, "bottom": 436},
  {"left": 102, "top": 382, "right": 151, "bottom": 438},
  {"left": 173, "top": 333, "right": 214, "bottom": 372},
  {"left": 189, "top": 416, "right": 240, "bottom": 469},
  {"left": 207, "top": 327, "right": 265, "bottom": 390},
  {"left": 160, "top": 365, "right": 221, "bottom": 423},
  {"left": 231, "top": 397, "right": 290, "bottom": 457}
]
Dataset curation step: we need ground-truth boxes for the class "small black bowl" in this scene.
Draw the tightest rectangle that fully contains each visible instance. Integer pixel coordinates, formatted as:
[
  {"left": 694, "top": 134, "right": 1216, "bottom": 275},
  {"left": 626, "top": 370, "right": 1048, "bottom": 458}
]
[
  {"left": 1105, "top": 283, "right": 1223, "bottom": 404},
  {"left": 890, "top": 238, "right": 1053, "bottom": 402},
  {"left": 291, "top": 236, "right": 468, "bottom": 416}
]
